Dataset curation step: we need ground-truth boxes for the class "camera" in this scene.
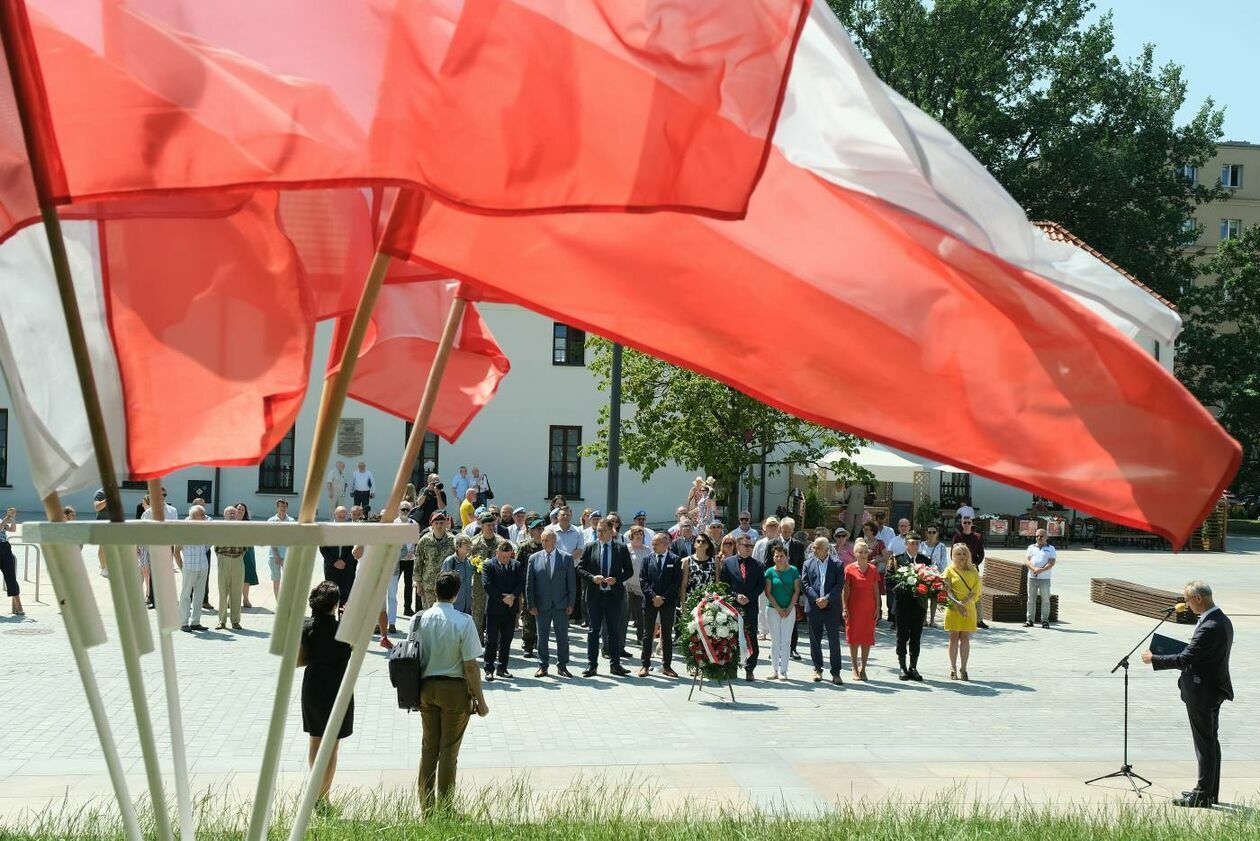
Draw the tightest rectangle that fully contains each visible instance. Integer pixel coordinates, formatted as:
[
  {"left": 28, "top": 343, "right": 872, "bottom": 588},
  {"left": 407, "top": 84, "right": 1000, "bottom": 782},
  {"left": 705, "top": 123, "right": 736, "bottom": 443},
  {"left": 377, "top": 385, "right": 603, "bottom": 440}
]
[{"left": 433, "top": 481, "right": 444, "bottom": 490}]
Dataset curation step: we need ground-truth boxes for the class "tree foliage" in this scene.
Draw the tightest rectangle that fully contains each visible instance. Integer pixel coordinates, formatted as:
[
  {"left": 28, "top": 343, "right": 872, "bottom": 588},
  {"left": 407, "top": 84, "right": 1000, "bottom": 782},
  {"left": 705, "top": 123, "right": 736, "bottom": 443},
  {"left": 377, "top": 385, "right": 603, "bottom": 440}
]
[
  {"left": 829, "top": 0, "right": 1226, "bottom": 301},
  {"left": 1176, "top": 227, "right": 1260, "bottom": 494},
  {"left": 584, "top": 339, "right": 865, "bottom": 505}
]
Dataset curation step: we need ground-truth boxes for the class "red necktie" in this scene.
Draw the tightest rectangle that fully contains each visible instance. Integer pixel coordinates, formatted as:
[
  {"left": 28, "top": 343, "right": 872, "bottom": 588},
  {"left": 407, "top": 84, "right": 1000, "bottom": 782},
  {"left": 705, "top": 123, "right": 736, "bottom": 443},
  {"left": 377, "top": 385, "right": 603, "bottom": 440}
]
[{"left": 740, "top": 560, "right": 747, "bottom": 579}]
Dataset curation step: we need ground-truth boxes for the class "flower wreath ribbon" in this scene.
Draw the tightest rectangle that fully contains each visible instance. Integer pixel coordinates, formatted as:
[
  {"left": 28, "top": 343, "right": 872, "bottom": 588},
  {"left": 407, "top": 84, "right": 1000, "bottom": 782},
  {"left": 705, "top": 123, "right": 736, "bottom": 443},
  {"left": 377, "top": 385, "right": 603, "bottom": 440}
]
[{"left": 693, "top": 595, "right": 749, "bottom": 666}]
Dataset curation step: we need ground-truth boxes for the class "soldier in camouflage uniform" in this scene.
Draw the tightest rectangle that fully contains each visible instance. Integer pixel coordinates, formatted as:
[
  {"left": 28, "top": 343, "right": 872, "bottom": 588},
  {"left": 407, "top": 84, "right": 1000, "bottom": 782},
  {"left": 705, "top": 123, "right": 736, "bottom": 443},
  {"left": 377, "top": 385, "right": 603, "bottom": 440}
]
[
  {"left": 467, "top": 511, "right": 503, "bottom": 637},
  {"left": 413, "top": 511, "right": 455, "bottom": 611},
  {"left": 514, "top": 513, "right": 546, "bottom": 657}
]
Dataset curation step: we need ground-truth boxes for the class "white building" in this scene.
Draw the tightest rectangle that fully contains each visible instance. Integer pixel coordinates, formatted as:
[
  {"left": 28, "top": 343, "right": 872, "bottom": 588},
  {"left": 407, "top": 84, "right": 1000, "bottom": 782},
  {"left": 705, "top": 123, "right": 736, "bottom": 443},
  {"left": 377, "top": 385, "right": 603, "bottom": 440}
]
[{"left": 0, "top": 305, "right": 696, "bottom": 522}]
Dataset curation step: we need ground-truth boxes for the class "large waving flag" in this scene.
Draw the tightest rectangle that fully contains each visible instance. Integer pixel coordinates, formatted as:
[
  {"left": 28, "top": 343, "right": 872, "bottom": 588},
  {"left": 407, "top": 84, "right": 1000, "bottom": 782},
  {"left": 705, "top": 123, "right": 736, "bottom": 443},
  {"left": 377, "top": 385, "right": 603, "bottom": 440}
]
[
  {"left": 385, "top": 3, "right": 1238, "bottom": 544},
  {"left": 0, "top": 0, "right": 809, "bottom": 236},
  {"left": 328, "top": 281, "right": 510, "bottom": 443}
]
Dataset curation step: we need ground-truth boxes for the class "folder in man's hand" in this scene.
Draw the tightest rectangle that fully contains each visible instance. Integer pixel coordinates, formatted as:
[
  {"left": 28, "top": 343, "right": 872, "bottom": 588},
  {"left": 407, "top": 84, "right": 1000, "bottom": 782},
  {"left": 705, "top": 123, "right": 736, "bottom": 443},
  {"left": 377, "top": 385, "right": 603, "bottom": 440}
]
[{"left": 1150, "top": 633, "right": 1187, "bottom": 657}]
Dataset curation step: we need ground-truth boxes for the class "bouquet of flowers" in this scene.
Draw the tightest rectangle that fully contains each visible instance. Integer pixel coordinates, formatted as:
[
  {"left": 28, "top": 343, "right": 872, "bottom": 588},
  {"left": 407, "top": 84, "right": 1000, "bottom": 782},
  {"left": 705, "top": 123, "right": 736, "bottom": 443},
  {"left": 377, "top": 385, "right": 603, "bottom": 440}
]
[
  {"left": 888, "top": 560, "right": 948, "bottom": 606},
  {"left": 468, "top": 554, "right": 486, "bottom": 574},
  {"left": 677, "top": 582, "right": 743, "bottom": 682}
]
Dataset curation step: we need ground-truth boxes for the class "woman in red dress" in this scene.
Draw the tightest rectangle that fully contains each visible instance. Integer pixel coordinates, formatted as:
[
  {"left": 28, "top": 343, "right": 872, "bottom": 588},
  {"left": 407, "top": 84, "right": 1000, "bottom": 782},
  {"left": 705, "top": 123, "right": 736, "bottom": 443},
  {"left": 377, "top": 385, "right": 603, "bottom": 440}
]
[{"left": 842, "top": 539, "right": 881, "bottom": 681}]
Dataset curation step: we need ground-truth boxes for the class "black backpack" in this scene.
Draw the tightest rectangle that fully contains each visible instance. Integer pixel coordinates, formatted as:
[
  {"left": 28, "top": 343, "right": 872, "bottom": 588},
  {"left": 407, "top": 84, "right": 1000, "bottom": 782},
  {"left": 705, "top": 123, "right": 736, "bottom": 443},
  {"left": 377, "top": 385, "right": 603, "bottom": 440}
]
[{"left": 388, "top": 615, "right": 424, "bottom": 711}]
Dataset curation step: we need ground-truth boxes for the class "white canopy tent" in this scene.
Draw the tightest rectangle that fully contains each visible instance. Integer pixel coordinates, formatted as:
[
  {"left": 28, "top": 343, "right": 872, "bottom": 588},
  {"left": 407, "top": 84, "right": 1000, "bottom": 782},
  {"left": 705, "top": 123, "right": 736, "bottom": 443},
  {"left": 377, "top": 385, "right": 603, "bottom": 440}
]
[{"left": 815, "top": 443, "right": 966, "bottom": 484}]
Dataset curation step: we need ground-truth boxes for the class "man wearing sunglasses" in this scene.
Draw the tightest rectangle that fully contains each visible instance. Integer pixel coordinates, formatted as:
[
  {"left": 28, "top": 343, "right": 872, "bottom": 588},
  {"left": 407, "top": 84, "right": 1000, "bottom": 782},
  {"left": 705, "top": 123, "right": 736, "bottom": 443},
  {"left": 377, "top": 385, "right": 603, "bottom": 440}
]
[
  {"left": 720, "top": 535, "right": 765, "bottom": 681},
  {"left": 951, "top": 516, "right": 988, "bottom": 628},
  {"left": 728, "top": 511, "right": 759, "bottom": 544}
]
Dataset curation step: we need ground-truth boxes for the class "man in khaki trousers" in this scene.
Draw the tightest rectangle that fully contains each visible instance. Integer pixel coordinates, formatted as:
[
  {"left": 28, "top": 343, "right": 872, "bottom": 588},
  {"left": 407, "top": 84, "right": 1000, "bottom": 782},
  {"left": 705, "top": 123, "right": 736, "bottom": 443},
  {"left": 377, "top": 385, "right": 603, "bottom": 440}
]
[
  {"left": 415, "top": 570, "right": 489, "bottom": 813},
  {"left": 214, "top": 506, "right": 247, "bottom": 630}
]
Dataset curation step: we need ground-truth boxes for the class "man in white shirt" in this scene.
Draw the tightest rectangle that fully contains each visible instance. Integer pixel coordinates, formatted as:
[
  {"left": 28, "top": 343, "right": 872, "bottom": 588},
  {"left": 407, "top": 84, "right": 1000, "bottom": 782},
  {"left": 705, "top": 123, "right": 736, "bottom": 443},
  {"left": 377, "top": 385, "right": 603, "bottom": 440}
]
[
  {"left": 887, "top": 517, "right": 912, "bottom": 557},
  {"left": 581, "top": 510, "right": 602, "bottom": 546},
  {"left": 326, "top": 461, "right": 348, "bottom": 518},
  {"left": 449, "top": 466, "right": 472, "bottom": 513},
  {"left": 729, "top": 510, "right": 759, "bottom": 542},
  {"left": 266, "top": 498, "right": 295, "bottom": 597},
  {"left": 139, "top": 488, "right": 179, "bottom": 609},
  {"left": 351, "top": 460, "right": 375, "bottom": 516},
  {"left": 416, "top": 570, "right": 489, "bottom": 814},
  {"left": 752, "top": 517, "right": 781, "bottom": 563},
  {"left": 874, "top": 511, "right": 896, "bottom": 548},
  {"left": 506, "top": 507, "right": 529, "bottom": 543},
  {"left": 1024, "top": 529, "right": 1057, "bottom": 628}
]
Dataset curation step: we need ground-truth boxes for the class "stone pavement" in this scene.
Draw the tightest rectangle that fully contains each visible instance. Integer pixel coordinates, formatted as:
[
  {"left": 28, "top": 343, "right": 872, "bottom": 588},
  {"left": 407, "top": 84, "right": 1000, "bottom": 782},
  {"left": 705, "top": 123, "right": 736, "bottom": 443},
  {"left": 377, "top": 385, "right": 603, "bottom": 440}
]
[{"left": 2, "top": 536, "right": 1259, "bottom": 822}]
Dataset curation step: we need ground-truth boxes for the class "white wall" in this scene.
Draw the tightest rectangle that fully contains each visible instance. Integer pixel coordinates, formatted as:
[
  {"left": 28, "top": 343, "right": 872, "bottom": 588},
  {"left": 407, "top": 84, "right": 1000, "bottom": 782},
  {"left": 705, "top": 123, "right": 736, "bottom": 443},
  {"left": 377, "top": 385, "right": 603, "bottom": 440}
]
[{"left": 0, "top": 305, "right": 694, "bottom": 522}]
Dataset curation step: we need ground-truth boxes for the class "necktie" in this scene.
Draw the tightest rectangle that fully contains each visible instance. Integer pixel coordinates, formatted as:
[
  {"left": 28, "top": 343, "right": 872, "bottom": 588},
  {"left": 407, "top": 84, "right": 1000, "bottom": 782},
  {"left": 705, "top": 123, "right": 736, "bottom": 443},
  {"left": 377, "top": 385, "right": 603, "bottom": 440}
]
[
  {"left": 548, "top": 552, "right": 554, "bottom": 576},
  {"left": 740, "top": 559, "right": 747, "bottom": 580},
  {"left": 602, "top": 543, "right": 610, "bottom": 588}
]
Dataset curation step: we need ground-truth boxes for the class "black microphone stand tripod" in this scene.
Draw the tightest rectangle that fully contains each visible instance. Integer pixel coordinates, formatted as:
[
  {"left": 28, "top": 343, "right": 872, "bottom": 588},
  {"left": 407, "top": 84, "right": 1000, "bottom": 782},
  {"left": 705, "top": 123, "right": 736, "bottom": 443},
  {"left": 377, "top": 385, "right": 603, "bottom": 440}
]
[{"left": 1085, "top": 606, "right": 1181, "bottom": 797}]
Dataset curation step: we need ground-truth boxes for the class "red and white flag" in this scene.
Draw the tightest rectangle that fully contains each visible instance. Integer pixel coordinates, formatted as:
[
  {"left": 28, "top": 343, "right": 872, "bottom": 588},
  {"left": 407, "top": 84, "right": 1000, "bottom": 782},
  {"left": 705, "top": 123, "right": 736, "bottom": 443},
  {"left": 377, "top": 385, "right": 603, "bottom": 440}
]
[
  {"left": 385, "top": 3, "right": 1239, "bottom": 544},
  {"left": 0, "top": 0, "right": 809, "bottom": 235},
  {"left": 327, "top": 281, "right": 510, "bottom": 443}
]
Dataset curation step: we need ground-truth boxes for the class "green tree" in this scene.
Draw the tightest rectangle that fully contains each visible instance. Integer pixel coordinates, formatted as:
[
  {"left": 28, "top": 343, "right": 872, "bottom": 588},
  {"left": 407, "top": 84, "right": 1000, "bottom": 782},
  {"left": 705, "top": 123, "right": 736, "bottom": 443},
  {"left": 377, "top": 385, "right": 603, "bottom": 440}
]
[
  {"left": 1176, "top": 226, "right": 1260, "bottom": 494},
  {"left": 583, "top": 340, "right": 866, "bottom": 508},
  {"left": 829, "top": 0, "right": 1226, "bottom": 301}
]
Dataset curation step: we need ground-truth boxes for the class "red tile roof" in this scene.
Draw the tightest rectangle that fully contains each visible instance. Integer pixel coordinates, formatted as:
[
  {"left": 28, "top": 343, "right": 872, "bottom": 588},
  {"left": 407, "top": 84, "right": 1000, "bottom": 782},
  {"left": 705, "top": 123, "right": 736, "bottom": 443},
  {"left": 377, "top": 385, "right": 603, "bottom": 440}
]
[{"left": 1032, "top": 220, "right": 1177, "bottom": 311}]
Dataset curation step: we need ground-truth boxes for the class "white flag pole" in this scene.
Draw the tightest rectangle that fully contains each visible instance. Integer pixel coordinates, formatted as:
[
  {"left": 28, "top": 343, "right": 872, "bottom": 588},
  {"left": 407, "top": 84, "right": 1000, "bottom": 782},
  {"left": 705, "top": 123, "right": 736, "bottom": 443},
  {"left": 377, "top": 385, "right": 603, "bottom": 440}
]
[
  {"left": 287, "top": 292, "right": 467, "bottom": 841},
  {"left": 147, "top": 480, "right": 194, "bottom": 841},
  {"left": 246, "top": 249, "right": 392, "bottom": 841},
  {"left": 38, "top": 496, "right": 143, "bottom": 841}
]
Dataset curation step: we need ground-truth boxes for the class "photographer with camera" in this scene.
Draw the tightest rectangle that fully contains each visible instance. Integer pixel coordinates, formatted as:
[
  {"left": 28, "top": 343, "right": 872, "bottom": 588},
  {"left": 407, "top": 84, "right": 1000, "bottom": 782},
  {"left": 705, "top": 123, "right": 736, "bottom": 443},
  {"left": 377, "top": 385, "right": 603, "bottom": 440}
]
[{"left": 412, "top": 473, "right": 447, "bottom": 533}]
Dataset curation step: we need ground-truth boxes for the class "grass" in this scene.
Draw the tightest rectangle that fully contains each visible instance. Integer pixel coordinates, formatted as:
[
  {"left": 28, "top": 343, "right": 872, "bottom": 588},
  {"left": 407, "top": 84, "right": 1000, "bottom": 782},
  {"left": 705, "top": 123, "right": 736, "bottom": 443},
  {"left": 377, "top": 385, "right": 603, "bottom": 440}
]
[
  {"left": 2, "top": 779, "right": 1258, "bottom": 840},
  {"left": 2, "top": 781, "right": 1260, "bottom": 841},
  {"left": 1229, "top": 519, "right": 1260, "bottom": 536}
]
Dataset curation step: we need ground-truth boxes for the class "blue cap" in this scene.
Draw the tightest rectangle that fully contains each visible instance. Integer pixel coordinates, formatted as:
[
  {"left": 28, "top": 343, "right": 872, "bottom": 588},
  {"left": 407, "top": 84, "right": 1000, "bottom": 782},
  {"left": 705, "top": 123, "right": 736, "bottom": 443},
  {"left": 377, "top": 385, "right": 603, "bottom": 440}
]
[
  {"left": 589, "top": 509, "right": 602, "bottom": 518},
  {"left": 474, "top": 506, "right": 486, "bottom": 516},
  {"left": 512, "top": 506, "right": 526, "bottom": 515},
  {"left": 634, "top": 509, "right": 647, "bottom": 518},
  {"left": 549, "top": 508, "right": 561, "bottom": 519}
]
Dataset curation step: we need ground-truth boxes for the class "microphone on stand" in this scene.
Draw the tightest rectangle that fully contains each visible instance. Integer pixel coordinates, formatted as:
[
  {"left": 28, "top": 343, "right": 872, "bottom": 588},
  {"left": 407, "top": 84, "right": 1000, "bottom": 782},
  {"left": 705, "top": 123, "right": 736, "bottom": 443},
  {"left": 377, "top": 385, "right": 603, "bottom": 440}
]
[{"left": 1165, "top": 602, "right": 1188, "bottom": 615}]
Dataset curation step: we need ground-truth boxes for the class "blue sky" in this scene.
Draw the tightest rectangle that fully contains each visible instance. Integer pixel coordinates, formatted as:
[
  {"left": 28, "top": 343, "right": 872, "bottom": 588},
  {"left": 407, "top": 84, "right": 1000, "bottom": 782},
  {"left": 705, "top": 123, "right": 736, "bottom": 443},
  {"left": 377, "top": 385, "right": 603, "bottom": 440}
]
[{"left": 1086, "top": 1, "right": 1258, "bottom": 142}]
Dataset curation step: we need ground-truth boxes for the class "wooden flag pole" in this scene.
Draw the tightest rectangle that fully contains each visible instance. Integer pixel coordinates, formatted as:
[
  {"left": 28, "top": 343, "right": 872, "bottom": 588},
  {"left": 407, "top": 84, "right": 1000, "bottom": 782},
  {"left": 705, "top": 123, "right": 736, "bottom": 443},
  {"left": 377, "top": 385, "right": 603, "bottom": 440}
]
[
  {"left": 287, "top": 291, "right": 468, "bottom": 841},
  {"left": 147, "top": 479, "right": 195, "bottom": 841},
  {"left": 0, "top": 2, "right": 124, "bottom": 523},
  {"left": 246, "top": 250, "right": 392, "bottom": 841},
  {"left": 39, "top": 494, "right": 143, "bottom": 841}
]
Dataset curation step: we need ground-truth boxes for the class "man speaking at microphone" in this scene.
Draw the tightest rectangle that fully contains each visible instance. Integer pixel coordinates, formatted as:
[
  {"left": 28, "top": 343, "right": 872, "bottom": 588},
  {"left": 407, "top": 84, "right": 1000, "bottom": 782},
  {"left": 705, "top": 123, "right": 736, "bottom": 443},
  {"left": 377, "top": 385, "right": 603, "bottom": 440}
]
[{"left": 1141, "top": 581, "right": 1234, "bottom": 807}]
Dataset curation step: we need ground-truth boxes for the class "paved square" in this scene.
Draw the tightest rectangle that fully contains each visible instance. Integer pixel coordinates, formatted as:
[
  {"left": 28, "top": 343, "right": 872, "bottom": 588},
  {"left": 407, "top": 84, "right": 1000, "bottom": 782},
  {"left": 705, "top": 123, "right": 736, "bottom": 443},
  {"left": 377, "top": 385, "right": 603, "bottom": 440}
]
[{"left": 2, "top": 536, "right": 1258, "bottom": 821}]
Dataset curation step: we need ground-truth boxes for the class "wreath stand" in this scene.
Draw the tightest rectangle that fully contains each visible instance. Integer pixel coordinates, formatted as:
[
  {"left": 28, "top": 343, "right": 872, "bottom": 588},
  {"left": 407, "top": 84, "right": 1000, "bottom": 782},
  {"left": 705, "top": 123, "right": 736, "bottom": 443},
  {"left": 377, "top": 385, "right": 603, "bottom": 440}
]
[{"left": 688, "top": 668, "right": 736, "bottom": 703}]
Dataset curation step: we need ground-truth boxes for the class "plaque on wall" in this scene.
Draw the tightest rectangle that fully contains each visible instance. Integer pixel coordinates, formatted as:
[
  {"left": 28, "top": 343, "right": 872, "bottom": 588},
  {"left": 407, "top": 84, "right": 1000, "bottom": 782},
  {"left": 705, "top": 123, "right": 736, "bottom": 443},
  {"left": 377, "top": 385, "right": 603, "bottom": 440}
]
[{"left": 337, "top": 418, "right": 365, "bottom": 458}]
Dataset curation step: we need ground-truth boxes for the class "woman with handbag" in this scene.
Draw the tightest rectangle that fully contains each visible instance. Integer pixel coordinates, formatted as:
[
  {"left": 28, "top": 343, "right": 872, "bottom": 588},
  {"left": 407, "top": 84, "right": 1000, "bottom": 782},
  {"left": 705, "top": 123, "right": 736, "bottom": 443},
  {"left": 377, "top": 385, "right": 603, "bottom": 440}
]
[
  {"left": 299, "top": 581, "right": 355, "bottom": 805},
  {"left": 943, "top": 543, "right": 982, "bottom": 681}
]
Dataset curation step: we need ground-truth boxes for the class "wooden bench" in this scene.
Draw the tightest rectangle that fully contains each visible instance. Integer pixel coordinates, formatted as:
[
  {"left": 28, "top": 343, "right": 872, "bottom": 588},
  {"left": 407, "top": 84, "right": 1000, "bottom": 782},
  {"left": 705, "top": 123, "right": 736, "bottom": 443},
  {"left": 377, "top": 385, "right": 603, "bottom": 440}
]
[
  {"left": 980, "top": 557, "right": 1059, "bottom": 623},
  {"left": 1089, "top": 578, "right": 1196, "bottom": 624}
]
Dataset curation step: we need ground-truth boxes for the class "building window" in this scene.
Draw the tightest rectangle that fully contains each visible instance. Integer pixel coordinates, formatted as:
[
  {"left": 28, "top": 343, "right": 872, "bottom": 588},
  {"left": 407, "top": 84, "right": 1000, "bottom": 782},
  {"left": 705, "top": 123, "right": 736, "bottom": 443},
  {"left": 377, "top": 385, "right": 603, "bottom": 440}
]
[
  {"left": 552, "top": 323, "right": 585, "bottom": 366},
  {"left": 1177, "top": 165, "right": 1197, "bottom": 184},
  {"left": 548, "top": 425, "right": 582, "bottom": 498},
  {"left": 1221, "top": 164, "right": 1243, "bottom": 188},
  {"left": 938, "top": 472, "right": 971, "bottom": 509},
  {"left": 1221, "top": 219, "right": 1242, "bottom": 241},
  {"left": 404, "top": 423, "right": 440, "bottom": 488},
  {"left": 0, "top": 409, "right": 7, "bottom": 485},
  {"left": 258, "top": 426, "right": 296, "bottom": 493},
  {"left": 1180, "top": 218, "right": 1198, "bottom": 244}
]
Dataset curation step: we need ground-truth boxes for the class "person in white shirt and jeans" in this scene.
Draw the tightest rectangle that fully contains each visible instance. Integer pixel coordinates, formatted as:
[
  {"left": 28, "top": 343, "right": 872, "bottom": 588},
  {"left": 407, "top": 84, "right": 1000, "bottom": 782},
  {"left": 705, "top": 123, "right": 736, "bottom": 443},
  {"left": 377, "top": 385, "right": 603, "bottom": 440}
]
[
  {"left": 351, "top": 461, "right": 375, "bottom": 517},
  {"left": 1024, "top": 529, "right": 1056, "bottom": 628}
]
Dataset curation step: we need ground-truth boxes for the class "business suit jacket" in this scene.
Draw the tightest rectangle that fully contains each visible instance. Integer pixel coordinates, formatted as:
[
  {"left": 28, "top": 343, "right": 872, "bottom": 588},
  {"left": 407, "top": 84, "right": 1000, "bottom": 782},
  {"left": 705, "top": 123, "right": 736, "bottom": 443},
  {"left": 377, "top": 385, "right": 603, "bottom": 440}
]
[
  {"left": 719, "top": 554, "right": 765, "bottom": 611},
  {"left": 577, "top": 540, "right": 634, "bottom": 598},
  {"left": 481, "top": 559, "right": 525, "bottom": 616},
  {"left": 785, "top": 538, "right": 806, "bottom": 574},
  {"left": 641, "top": 551, "right": 684, "bottom": 606},
  {"left": 1152, "top": 609, "right": 1234, "bottom": 707},
  {"left": 526, "top": 549, "right": 576, "bottom": 613},
  {"left": 802, "top": 554, "right": 842, "bottom": 616},
  {"left": 669, "top": 537, "right": 694, "bottom": 560}
]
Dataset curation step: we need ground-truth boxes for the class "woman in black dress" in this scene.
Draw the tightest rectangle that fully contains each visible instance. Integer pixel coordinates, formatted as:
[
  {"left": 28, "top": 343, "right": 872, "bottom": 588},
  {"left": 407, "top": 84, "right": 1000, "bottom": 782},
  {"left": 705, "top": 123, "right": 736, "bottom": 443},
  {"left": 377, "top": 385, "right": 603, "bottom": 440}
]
[{"left": 299, "top": 581, "right": 354, "bottom": 802}]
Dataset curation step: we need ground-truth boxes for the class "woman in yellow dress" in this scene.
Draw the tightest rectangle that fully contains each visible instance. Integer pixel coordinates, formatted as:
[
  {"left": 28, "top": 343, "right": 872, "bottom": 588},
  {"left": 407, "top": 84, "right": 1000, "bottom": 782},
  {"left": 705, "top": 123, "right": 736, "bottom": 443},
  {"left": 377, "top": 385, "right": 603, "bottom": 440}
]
[{"left": 943, "top": 543, "right": 982, "bottom": 681}]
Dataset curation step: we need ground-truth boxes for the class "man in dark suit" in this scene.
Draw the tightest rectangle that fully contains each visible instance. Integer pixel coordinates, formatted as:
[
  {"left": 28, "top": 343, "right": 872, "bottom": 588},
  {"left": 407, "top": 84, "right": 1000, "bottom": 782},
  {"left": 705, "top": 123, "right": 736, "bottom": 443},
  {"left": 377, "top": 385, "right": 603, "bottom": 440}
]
[
  {"left": 481, "top": 540, "right": 525, "bottom": 680},
  {"left": 526, "top": 527, "right": 576, "bottom": 677},
  {"left": 669, "top": 521, "right": 696, "bottom": 561},
  {"left": 1143, "top": 580, "right": 1234, "bottom": 807},
  {"left": 637, "top": 533, "right": 685, "bottom": 677},
  {"left": 890, "top": 534, "right": 928, "bottom": 682},
  {"left": 719, "top": 533, "right": 765, "bottom": 681},
  {"left": 803, "top": 536, "right": 843, "bottom": 684},
  {"left": 577, "top": 519, "right": 634, "bottom": 677}
]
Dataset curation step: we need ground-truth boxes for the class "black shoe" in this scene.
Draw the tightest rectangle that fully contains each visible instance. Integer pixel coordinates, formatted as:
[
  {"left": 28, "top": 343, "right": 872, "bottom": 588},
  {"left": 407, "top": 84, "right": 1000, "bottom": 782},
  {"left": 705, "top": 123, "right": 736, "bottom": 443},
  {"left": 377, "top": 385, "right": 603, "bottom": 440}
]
[
  {"left": 618, "top": 649, "right": 633, "bottom": 659},
  {"left": 387, "top": 625, "right": 398, "bottom": 635},
  {"left": 402, "top": 608, "right": 414, "bottom": 618},
  {"left": 190, "top": 624, "right": 209, "bottom": 632},
  {"left": 1042, "top": 621, "right": 1050, "bottom": 629},
  {"left": 909, "top": 668, "right": 924, "bottom": 682},
  {"left": 581, "top": 666, "right": 597, "bottom": 677},
  {"left": 610, "top": 666, "right": 630, "bottom": 677},
  {"left": 601, "top": 649, "right": 611, "bottom": 659},
  {"left": 202, "top": 602, "right": 214, "bottom": 610},
  {"left": 557, "top": 666, "right": 573, "bottom": 678},
  {"left": 1172, "top": 794, "right": 1213, "bottom": 808},
  {"left": 1180, "top": 790, "right": 1217, "bottom": 804},
  {"left": 831, "top": 672, "right": 843, "bottom": 686},
  {"left": 180, "top": 625, "right": 192, "bottom": 632},
  {"left": 898, "top": 668, "right": 911, "bottom": 681},
  {"left": 495, "top": 667, "right": 511, "bottom": 679},
  {"left": 523, "top": 649, "right": 535, "bottom": 658},
  {"left": 744, "top": 668, "right": 755, "bottom": 682},
  {"left": 977, "top": 621, "right": 989, "bottom": 629},
  {"left": 790, "top": 650, "right": 802, "bottom": 660},
  {"left": 484, "top": 670, "right": 495, "bottom": 682},
  {"left": 1023, "top": 621, "right": 1034, "bottom": 627}
]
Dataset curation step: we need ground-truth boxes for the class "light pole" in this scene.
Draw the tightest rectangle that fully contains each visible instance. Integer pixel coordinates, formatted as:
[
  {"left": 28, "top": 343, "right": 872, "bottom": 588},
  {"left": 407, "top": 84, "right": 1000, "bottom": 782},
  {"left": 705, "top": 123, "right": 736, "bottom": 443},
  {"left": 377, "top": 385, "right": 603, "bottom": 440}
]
[{"left": 606, "top": 342, "right": 622, "bottom": 512}]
